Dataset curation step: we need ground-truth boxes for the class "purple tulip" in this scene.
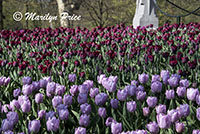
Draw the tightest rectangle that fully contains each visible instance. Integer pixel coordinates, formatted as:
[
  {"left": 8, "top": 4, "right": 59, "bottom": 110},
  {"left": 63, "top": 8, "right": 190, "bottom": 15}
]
[
  {"left": 28, "top": 120, "right": 41, "bottom": 133},
  {"left": 146, "top": 121, "right": 159, "bottom": 134},
  {"left": 80, "top": 103, "right": 91, "bottom": 115},
  {"left": 156, "top": 104, "right": 166, "bottom": 114},
  {"left": 10, "top": 100, "right": 20, "bottom": 111},
  {"left": 126, "top": 101, "right": 137, "bottom": 113},
  {"left": 126, "top": 85, "right": 137, "bottom": 96},
  {"left": 32, "top": 81, "right": 40, "bottom": 91},
  {"left": 4, "top": 77, "right": 11, "bottom": 86},
  {"left": 13, "top": 88, "right": 21, "bottom": 98},
  {"left": 52, "top": 96, "right": 62, "bottom": 108},
  {"left": 55, "top": 84, "right": 66, "bottom": 96},
  {"left": 193, "top": 129, "right": 200, "bottom": 134},
  {"left": 1, "top": 119, "right": 14, "bottom": 131},
  {"left": 22, "top": 84, "right": 33, "bottom": 96},
  {"left": 46, "top": 116, "right": 60, "bottom": 131},
  {"left": 98, "top": 107, "right": 107, "bottom": 118},
  {"left": 179, "top": 79, "right": 189, "bottom": 88},
  {"left": 35, "top": 93, "right": 43, "bottom": 104},
  {"left": 138, "top": 73, "right": 149, "bottom": 84},
  {"left": 137, "top": 85, "right": 145, "bottom": 92},
  {"left": 165, "top": 89, "right": 175, "bottom": 100},
  {"left": 143, "top": 107, "right": 150, "bottom": 117},
  {"left": 18, "top": 95, "right": 29, "bottom": 106},
  {"left": 110, "top": 99, "right": 119, "bottom": 109},
  {"left": 45, "top": 111, "right": 55, "bottom": 120},
  {"left": 68, "top": 74, "right": 76, "bottom": 82},
  {"left": 187, "top": 88, "right": 199, "bottom": 101},
  {"left": 21, "top": 100, "right": 31, "bottom": 113},
  {"left": 38, "top": 110, "right": 46, "bottom": 119},
  {"left": 6, "top": 112, "right": 19, "bottom": 125},
  {"left": 79, "top": 114, "right": 90, "bottom": 127},
  {"left": 75, "top": 127, "right": 86, "bottom": 134},
  {"left": 46, "top": 82, "right": 56, "bottom": 97},
  {"left": 70, "top": 85, "right": 78, "bottom": 96},
  {"left": 117, "top": 89, "right": 128, "bottom": 101},
  {"left": 160, "top": 70, "right": 170, "bottom": 84},
  {"left": 156, "top": 114, "right": 171, "bottom": 129},
  {"left": 196, "top": 107, "right": 200, "bottom": 121},
  {"left": 167, "top": 109, "right": 179, "bottom": 122},
  {"left": 63, "top": 94, "right": 72, "bottom": 106},
  {"left": 177, "top": 104, "right": 190, "bottom": 118},
  {"left": 4, "top": 130, "right": 14, "bottom": 134},
  {"left": 22, "top": 76, "right": 32, "bottom": 85},
  {"left": 102, "top": 76, "right": 118, "bottom": 92},
  {"left": 196, "top": 95, "right": 200, "bottom": 106},
  {"left": 131, "top": 80, "right": 138, "bottom": 86},
  {"left": 83, "top": 80, "right": 93, "bottom": 90},
  {"left": 78, "top": 84, "right": 90, "bottom": 94},
  {"left": 168, "top": 75, "right": 179, "bottom": 88},
  {"left": 95, "top": 93, "right": 108, "bottom": 106},
  {"left": 89, "top": 88, "right": 99, "bottom": 98},
  {"left": 58, "top": 108, "right": 69, "bottom": 120},
  {"left": 111, "top": 122, "right": 122, "bottom": 134},
  {"left": 132, "top": 130, "right": 148, "bottom": 134},
  {"left": 105, "top": 117, "right": 116, "bottom": 127},
  {"left": 97, "top": 74, "right": 106, "bottom": 84},
  {"left": 136, "top": 91, "right": 146, "bottom": 101},
  {"left": 176, "top": 86, "right": 186, "bottom": 97},
  {"left": 151, "top": 75, "right": 160, "bottom": 83},
  {"left": 78, "top": 93, "right": 88, "bottom": 104},
  {"left": 146, "top": 96, "right": 157, "bottom": 108},
  {"left": 151, "top": 81, "right": 162, "bottom": 93},
  {"left": 175, "top": 122, "right": 185, "bottom": 133}
]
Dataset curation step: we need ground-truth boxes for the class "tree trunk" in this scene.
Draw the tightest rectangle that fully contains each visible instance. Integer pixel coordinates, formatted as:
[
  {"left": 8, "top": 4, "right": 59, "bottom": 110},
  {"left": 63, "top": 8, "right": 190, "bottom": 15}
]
[
  {"left": 0, "top": 0, "right": 3, "bottom": 30},
  {"left": 56, "top": 0, "right": 68, "bottom": 27}
]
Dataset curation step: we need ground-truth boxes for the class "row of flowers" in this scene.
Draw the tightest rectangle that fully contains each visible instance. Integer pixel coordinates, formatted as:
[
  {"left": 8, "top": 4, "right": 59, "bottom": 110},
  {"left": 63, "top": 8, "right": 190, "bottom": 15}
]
[
  {"left": 1, "top": 69, "right": 200, "bottom": 133},
  {"left": 0, "top": 23, "right": 199, "bottom": 86}
]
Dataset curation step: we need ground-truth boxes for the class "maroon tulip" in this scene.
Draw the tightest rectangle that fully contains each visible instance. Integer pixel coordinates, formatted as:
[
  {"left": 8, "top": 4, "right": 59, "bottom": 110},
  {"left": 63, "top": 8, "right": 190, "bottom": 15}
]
[
  {"left": 74, "top": 60, "right": 80, "bottom": 66},
  {"left": 170, "top": 60, "right": 177, "bottom": 67},
  {"left": 80, "top": 72, "right": 85, "bottom": 78}
]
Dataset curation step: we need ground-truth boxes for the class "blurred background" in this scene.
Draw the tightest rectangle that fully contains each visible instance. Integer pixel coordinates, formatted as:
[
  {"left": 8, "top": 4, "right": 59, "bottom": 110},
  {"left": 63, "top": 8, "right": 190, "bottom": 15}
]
[{"left": 0, "top": 0, "right": 199, "bottom": 30}]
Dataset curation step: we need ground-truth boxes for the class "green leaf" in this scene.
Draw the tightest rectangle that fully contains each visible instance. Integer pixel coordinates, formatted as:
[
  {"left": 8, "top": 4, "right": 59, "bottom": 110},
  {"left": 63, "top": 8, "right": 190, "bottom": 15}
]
[{"left": 71, "top": 110, "right": 80, "bottom": 120}]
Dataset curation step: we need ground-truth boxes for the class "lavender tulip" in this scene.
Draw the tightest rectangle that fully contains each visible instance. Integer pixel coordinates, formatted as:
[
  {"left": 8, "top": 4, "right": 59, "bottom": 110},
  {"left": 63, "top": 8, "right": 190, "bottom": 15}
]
[
  {"left": 46, "top": 116, "right": 60, "bottom": 131},
  {"left": 98, "top": 107, "right": 107, "bottom": 118},
  {"left": 151, "top": 75, "right": 160, "bottom": 83},
  {"left": 22, "top": 76, "right": 32, "bottom": 85},
  {"left": 117, "top": 89, "right": 128, "bottom": 101},
  {"left": 58, "top": 108, "right": 69, "bottom": 120},
  {"left": 1, "top": 119, "right": 14, "bottom": 131},
  {"left": 177, "top": 104, "right": 190, "bottom": 118},
  {"left": 196, "top": 108, "right": 200, "bottom": 121},
  {"left": 68, "top": 74, "right": 76, "bottom": 82},
  {"left": 156, "top": 114, "right": 171, "bottom": 129},
  {"left": 146, "top": 96, "right": 157, "bottom": 108},
  {"left": 175, "top": 122, "right": 185, "bottom": 133},
  {"left": 55, "top": 84, "right": 66, "bottom": 96},
  {"left": 80, "top": 103, "right": 91, "bottom": 115},
  {"left": 28, "top": 120, "right": 41, "bottom": 133},
  {"left": 187, "top": 88, "right": 199, "bottom": 101},
  {"left": 97, "top": 74, "right": 106, "bottom": 84},
  {"left": 176, "top": 86, "right": 186, "bottom": 97},
  {"left": 105, "top": 117, "right": 116, "bottom": 127},
  {"left": 110, "top": 99, "right": 119, "bottom": 109},
  {"left": 22, "top": 84, "right": 33, "bottom": 96},
  {"left": 160, "top": 70, "right": 170, "bottom": 84},
  {"left": 79, "top": 114, "right": 90, "bottom": 127},
  {"left": 52, "top": 96, "right": 62, "bottom": 108},
  {"left": 131, "top": 80, "right": 138, "bottom": 86},
  {"left": 78, "top": 93, "right": 88, "bottom": 104},
  {"left": 168, "top": 75, "right": 180, "bottom": 88},
  {"left": 111, "top": 122, "right": 122, "bottom": 134},
  {"left": 13, "top": 88, "right": 21, "bottom": 98},
  {"left": 138, "top": 73, "right": 149, "bottom": 84},
  {"left": 143, "top": 107, "right": 150, "bottom": 117},
  {"left": 95, "top": 93, "right": 108, "bottom": 106},
  {"left": 63, "top": 94, "right": 72, "bottom": 106},
  {"left": 126, "top": 85, "right": 136, "bottom": 96},
  {"left": 146, "top": 121, "right": 159, "bottom": 134},
  {"left": 89, "top": 88, "right": 99, "bottom": 98},
  {"left": 193, "top": 129, "right": 200, "bottom": 134},
  {"left": 126, "top": 101, "right": 136, "bottom": 112},
  {"left": 165, "top": 90, "right": 175, "bottom": 100},
  {"left": 21, "top": 101, "right": 31, "bottom": 113},
  {"left": 151, "top": 81, "right": 162, "bottom": 93},
  {"left": 38, "top": 110, "right": 46, "bottom": 119},
  {"left": 75, "top": 127, "right": 86, "bottom": 134},
  {"left": 136, "top": 91, "right": 146, "bottom": 101},
  {"left": 10, "top": 100, "right": 20, "bottom": 111},
  {"left": 167, "top": 109, "right": 179, "bottom": 122},
  {"left": 70, "top": 85, "right": 78, "bottom": 96},
  {"left": 45, "top": 111, "right": 55, "bottom": 120},
  {"left": 46, "top": 82, "right": 56, "bottom": 96},
  {"left": 6, "top": 112, "right": 19, "bottom": 125},
  {"left": 156, "top": 104, "right": 166, "bottom": 114},
  {"left": 35, "top": 93, "right": 43, "bottom": 104},
  {"left": 179, "top": 79, "right": 189, "bottom": 88}
]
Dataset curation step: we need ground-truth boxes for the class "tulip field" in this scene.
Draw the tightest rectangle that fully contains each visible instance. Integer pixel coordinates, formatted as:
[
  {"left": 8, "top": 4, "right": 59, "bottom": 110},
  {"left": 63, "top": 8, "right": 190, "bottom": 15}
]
[{"left": 0, "top": 22, "right": 200, "bottom": 134}]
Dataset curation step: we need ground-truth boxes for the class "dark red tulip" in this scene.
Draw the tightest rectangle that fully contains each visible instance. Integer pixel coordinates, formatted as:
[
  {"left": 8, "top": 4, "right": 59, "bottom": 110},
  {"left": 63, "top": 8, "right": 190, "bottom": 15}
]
[
  {"left": 188, "top": 60, "right": 197, "bottom": 69},
  {"left": 82, "top": 59, "right": 87, "bottom": 64},
  {"left": 147, "top": 55, "right": 154, "bottom": 62},
  {"left": 107, "top": 66, "right": 112, "bottom": 73},
  {"left": 170, "top": 60, "right": 177, "bottom": 67},
  {"left": 62, "top": 61, "right": 68, "bottom": 67},
  {"left": 42, "top": 67, "right": 47, "bottom": 73},
  {"left": 74, "top": 60, "right": 80, "bottom": 66},
  {"left": 162, "top": 52, "right": 169, "bottom": 59},
  {"left": 181, "top": 57, "right": 189, "bottom": 64},
  {"left": 80, "top": 72, "right": 85, "bottom": 78},
  {"left": 176, "top": 52, "right": 183, "bottom": 60},
  {"left": 18, "top": 71, "right": 23, "bottom": 76}
]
